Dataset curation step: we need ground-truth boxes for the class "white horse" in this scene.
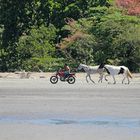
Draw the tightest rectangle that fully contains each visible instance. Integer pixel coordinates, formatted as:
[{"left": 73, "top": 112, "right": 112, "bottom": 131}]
[
  {"left": 102, "top": 64, "right": 132, "bottom": 84},
  {"left": 78, "top": 64, "right": 104, "bottom": 83}
]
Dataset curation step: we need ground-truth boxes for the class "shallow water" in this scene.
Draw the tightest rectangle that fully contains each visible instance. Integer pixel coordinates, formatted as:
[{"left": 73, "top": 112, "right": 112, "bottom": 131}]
[{"left": 0, "top": 116, "right": 140, "bottom": 128}]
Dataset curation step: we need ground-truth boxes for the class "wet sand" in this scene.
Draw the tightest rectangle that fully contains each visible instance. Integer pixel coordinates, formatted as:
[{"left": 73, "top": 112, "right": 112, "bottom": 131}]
[{"left": 0, "top": 73, "right": 140, "bottom": 140}]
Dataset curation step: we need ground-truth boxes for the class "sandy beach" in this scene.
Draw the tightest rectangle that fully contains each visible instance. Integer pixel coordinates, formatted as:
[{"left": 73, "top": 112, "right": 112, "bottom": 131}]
[{"left": 0, "top": 72, "right": 140, "bottom": 140}]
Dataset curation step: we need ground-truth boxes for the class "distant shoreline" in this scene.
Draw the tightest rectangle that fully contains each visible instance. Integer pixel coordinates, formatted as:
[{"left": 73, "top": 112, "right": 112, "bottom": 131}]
[{"left": 0, "top": 72, "right": 140, "bottom": 79}]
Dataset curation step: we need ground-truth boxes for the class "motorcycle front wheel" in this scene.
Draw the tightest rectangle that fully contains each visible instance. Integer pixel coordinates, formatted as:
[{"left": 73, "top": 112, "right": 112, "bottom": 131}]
[
  {"left": 67, "top": 76, "right": 75, "bottom": 84},
  {"left": 50, "top": 76, "right": 58, "bottom": 84}
]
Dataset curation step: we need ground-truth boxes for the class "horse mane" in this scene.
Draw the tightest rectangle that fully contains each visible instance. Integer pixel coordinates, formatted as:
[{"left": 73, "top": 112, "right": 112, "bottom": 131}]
[
  {"left": 98, "top": 63, "right": 105, "bottom": 69},
  {"left": 80, "top": 64, "right": 88, "bottom": 68}
]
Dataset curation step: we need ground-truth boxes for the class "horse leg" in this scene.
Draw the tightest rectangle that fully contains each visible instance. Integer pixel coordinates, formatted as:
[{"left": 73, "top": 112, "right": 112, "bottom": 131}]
[
  {"left": 105, "top": 74, "right": 109, "bottom": 81},
  {"left": 127, "top": 76, "right": 130, "bottom": 84},
  {"left": 122, "top": 76, "right": 126, "bottom": 84},
  {"left": 89, "top": 75, "right": 95, "bottom": 83},
  {"left": 98, "top": 74, "right": 103, "bottom": 83},
  {"left": 86, "top": 74, "right": 89, "bottom": 83},
  {"left": 98, "top": 69, "right": 103, "bottom": 83},
  {"left": 112, "top": 75, "right": 116, "bottom": 84},
  {"left": 101, "top": 74, "right": 104, "bottom": 83},
  {"left": 98, "top": 75, "right": 101, "bottom": 83},
  {"left": 98, "top": 74, "right": 101, "bottom": 83},
  {"left": 122, "top": 74, "right": 130, "bottom": 84}
]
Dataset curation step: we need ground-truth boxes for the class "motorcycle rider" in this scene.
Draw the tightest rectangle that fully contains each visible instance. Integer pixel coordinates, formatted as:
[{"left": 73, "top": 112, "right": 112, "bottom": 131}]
[{"left": 64, "top": 63, "right": 70, "bottom": 79}]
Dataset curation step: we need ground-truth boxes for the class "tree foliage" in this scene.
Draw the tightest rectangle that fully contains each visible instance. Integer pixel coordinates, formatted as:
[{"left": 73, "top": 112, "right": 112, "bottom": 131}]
[
  {"left": 17, "top": 25, "right": 59, "bottom": 71},
  {"left": 0, "top": 0, "right": 140, "bottom": 72}
]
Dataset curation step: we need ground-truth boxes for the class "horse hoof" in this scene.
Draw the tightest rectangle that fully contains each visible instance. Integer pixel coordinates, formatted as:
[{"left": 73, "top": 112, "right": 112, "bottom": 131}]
[{"left": 125, "top": 83, "right": 129, "bottom": 85}]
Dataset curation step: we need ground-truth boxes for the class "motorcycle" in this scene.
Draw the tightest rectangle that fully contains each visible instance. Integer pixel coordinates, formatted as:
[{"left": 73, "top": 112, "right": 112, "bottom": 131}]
[{"left": 50, "top": 70, "right": 76, "bottom": 84}]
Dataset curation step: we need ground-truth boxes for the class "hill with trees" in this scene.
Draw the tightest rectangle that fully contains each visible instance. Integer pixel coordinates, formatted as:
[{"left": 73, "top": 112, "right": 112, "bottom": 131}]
[{"left": 0, "top": 0, "right": 140, "bottom": 72}]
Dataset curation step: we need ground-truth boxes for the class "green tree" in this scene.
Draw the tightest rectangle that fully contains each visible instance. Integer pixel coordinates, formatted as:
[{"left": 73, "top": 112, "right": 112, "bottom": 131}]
[
  {"left": 90, "top": 8, "right": 140, "bottom": 71},
  {"left": 113, "top": 24, "right": 140, "bottom": 71},
  {"left": 17, "top": 24, "right": 58, "bottom": 71},
  {"left": 63, "top": 35, "right": 97, "bottom": 66},
  {"left": 0, "top": 0, "right": 40, "bottom": 71}
]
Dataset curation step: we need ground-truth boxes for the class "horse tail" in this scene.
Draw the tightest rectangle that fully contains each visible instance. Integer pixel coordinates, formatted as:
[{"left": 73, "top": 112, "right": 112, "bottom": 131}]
[{"left": 127, "top": 69, "right": 132, "bottom": 79}]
